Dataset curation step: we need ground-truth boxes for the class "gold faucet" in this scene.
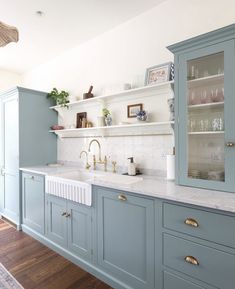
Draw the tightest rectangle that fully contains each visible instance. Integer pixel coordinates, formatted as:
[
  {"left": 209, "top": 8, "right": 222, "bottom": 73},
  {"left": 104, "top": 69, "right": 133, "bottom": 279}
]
[
  {"left": 80, "top": 150, "right": 91, "bottom": 170},
  {"left": 88, "top": 139, "right": 107, "bottom": 171}
]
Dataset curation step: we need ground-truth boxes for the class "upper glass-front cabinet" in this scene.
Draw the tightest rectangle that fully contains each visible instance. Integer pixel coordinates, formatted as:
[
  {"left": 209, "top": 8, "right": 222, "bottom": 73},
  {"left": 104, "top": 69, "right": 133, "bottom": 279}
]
[{"left": 168, "top": 25, "right": 235, "bottom": 192}]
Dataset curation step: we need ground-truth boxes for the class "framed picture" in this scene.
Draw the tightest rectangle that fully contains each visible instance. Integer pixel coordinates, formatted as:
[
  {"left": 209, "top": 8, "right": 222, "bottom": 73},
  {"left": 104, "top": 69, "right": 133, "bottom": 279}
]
[
  {"left": 127, "top": 103, "right": 143, "bottom": 118},
  {"left": 145, "top": 62, "right": 173, "bottom": 85},
  {"left": 76, "top": 112, "right": 87, "bottom": 128}
]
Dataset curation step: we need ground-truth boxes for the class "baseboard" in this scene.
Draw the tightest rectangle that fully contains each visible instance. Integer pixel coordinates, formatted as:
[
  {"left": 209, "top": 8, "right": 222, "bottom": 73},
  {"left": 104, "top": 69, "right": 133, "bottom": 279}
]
[{"left": 22, "top": 225, "right": 131, "bottom": 289}]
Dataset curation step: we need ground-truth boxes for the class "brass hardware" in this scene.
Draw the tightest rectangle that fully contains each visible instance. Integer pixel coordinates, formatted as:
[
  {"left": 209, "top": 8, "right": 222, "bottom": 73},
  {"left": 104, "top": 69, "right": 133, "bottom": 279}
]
[
  {"left": 112, "top": 161, "right": 117, "bottom": 173},
  {"left": 65, "top": 213, "right": 71, "bottom": 218},
  {"left": 61, "top": 212, "right": 66, "bottom": 216},
  {"left": 185, "top": 256, "right": 199, "bottom": 266},
  {"left": 93, "top": 155, "right": 97, "bottom": 170},
  {"left": 226, "top": 142, "right": 235, "bottom": 147},
  {"left": 118, "top": 194, "right": 127, "bottom": 201},
  {"left": 88, "top": 139, "right": 102, "bottom": 161},
  {"left": 80, "top": 150, "right": 91, "bottom": 170},
  {"left": 88, "top": 139, "right": 107, "bottom": 171},
  {"left": 184, "top": 218, "right": 199, "bottom": 228}
]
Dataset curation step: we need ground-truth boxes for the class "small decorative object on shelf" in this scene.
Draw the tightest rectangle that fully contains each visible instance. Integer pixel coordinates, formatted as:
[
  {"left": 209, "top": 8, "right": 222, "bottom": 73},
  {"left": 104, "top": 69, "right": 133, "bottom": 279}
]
[
  {"left": 103, "top": 108, "right": 112, "bottom": 126},
  {"left": 83, "top": 85, "right": 94, "bottom": 99},
  {"left": 76, "top": 112, "right": 87, "bottom": 128},
  {"left": 136, "top": 110, "right": 147, "bottom": 121},
  {"left": 51, "top": 125, "right": 64, "bottom": 130},
  {"left": 97, "top": 116, "right": 105, "bottom": 127},
  {"left": 145, "top": 62, "right": 173, "bottom": 85},
  {"left": 47, "top": 88, "right": 70, "bottom": 107},
  {"left": 127, "top": 103, "right": 143, "bottom": 118}
]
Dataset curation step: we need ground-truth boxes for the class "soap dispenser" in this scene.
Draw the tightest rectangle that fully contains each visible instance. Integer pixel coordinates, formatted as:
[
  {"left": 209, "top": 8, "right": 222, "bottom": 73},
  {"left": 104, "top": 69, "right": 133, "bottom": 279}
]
[{"left": 127, "top": 157, "right": 136, "bottom": 176}]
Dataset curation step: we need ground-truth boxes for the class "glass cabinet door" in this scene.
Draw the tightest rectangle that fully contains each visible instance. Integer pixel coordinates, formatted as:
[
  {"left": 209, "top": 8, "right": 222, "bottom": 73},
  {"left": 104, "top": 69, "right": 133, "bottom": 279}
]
[
  {"left": 187, "top": 52, "right": 225, "bottom": 182},
  {"left": 178, "top": 40, "right": 235, "bottom": 191}
]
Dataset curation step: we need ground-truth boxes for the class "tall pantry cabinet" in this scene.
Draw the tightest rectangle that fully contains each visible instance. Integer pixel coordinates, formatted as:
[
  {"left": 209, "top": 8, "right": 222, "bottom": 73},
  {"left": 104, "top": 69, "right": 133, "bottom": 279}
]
[{"left": 0, "top": 87, "right": 57, "bottom": 228}]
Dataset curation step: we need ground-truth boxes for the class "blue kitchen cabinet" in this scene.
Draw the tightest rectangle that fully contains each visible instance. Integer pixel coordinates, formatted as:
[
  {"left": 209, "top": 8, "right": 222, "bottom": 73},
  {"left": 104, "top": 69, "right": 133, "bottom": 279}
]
[
  {"left": 67, "top": 200, "right": 93, "bottom": 261},
  {"left": 22, "top": 172, "right": 45, "bottom": 234},
  {"left": 163, "top": 271, "right": 210, "bottom": 289},
  {"left": 95, "top": 186, "right": 155, "bottom": 289},
  {"left": 46, "top": 194, "right": 68, "bottom": 248},
  {"left": 168, "top": 24, "right": 235, "bottom": 192},
  {"left": 46, "top": 195, "right": 93, "bottom": 261},
  {"left": 0, "top": 87, "right": 57, "bottom": 227}
]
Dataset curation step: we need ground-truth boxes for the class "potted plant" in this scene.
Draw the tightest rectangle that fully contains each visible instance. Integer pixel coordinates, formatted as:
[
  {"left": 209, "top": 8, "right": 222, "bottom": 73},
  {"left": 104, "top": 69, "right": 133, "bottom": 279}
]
[
  {"left": 47, "top": 88, "right": 70, "bottom": 107},
  {"left": 102, "top": 108, "right": 112, "bottom": 126}
]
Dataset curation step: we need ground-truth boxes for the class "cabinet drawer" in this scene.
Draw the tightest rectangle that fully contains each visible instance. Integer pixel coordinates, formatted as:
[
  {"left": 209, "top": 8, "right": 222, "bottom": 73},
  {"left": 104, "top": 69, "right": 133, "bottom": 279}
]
[
  {"left": 163, "top": 202, "right": 235, "bottom": 248},
  {"left": 163, "top": 233, "right": 235, "bottom": 289},
  {"left": 164, "top": 271, "right": 209, "bottom": 289}
]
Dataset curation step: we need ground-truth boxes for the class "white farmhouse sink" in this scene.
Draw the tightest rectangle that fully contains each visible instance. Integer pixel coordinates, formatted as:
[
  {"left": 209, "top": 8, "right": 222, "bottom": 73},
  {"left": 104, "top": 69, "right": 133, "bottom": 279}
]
[{"left": 45, "top": 170, "right": 143, "bottom": 206}]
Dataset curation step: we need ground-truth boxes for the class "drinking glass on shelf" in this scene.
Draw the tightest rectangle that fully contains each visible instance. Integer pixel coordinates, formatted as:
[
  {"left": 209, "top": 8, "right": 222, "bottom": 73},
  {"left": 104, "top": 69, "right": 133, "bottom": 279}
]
[
  {"left": 212, "top": 116, "right": 224, "bottom": 131},
  {"left": 188, "top": 118, "right": 197, "bottom": 132},
  {"left": 200, "top": 89, "right": 210, "bottom": 104},
  {"left": 188, "top": 90, "right": 199, "bottom": 105},
  {"left": 211, "top": 89, "right": 220, "bottom": 102}
]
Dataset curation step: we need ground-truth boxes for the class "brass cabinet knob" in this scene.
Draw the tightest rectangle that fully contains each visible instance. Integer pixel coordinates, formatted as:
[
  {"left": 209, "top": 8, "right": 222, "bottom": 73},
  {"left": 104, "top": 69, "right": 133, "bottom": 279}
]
[
  {"left": 226, "top": 142, "right": 235, "bottom": 147},
  {"left": 185, "top": 256, "right": 199, "bottom": 266},
  {"left": 184, "top": 218, "right": 199, "bottom": 228},
  {"left": 61, "top": 212, "right": 67, "bottom": 216},
  {"left": 118, "top": 194, "right": 127, "bottom": 201}
]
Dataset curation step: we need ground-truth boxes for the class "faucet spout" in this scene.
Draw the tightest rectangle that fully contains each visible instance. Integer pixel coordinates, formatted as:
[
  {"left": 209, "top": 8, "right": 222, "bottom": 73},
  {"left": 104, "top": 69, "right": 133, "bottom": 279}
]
[{"left": 88, "top": 139, "right": 102, "bottom": 161}]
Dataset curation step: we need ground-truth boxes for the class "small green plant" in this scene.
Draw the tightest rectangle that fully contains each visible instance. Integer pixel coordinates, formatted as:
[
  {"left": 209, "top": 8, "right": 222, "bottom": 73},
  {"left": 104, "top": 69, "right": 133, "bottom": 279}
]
[
  {"left": 47, "top": 88, "right": 69, "bottom": 107},
  {"left": 102, "top": 108, "right": 110, "bottom": 117}
]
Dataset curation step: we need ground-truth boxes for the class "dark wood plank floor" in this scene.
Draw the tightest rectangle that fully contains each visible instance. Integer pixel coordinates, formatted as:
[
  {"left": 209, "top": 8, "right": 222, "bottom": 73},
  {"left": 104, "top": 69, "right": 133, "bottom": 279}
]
[{"left": 0, "top": 219, "right": 113, "bottom": 289}]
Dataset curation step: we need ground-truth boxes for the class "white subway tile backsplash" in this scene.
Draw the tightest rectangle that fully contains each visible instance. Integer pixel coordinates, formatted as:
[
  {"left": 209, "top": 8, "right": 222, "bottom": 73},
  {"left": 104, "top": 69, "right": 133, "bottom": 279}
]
[{"left": 58, "top": 135, "right": 174, "bottom": 175}]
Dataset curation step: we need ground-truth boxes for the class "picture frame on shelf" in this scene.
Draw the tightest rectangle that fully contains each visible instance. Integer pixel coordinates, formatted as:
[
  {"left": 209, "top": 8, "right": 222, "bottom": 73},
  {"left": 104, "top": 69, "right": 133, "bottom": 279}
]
[
  {"left": 127, "top": 103, "right": 143, "bottom": 118},
  {"left": 145, "top": 62, "right": 173, "bottom": 85},
  {"left": 76, "top": 112, "right": 87, "bottom": 128}
]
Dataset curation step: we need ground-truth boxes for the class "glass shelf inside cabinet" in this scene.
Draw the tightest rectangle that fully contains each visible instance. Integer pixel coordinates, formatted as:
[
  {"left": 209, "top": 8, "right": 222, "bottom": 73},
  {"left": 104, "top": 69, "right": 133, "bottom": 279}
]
[{"left": 187, "top": 52, "right": 225, "bottom": 182}]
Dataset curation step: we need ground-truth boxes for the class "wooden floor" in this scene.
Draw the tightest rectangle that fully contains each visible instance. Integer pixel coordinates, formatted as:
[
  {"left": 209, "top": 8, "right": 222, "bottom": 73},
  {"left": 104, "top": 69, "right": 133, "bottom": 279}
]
[{"left": 0, "top": 220, "right": 113, "bottom": 289}]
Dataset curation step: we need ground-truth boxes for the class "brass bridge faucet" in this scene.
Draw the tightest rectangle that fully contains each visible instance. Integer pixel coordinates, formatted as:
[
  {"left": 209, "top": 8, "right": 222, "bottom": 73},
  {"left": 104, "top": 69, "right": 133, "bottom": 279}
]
[{"left": 88, "top": 139, "right": 107, "bottom": 171}]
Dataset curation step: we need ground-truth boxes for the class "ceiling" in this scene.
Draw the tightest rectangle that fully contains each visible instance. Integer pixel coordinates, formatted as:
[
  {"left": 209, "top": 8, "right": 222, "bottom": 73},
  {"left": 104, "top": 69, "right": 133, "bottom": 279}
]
[{"left": 0, "top": 0, "right": 166, "bottom": 74}]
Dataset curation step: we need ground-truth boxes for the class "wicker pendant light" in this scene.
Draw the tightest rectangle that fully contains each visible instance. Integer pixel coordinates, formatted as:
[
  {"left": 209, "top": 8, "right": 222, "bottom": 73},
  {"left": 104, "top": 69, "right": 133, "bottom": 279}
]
[{"left": 0, "top": 21, "right": 19, "bottom": 47}]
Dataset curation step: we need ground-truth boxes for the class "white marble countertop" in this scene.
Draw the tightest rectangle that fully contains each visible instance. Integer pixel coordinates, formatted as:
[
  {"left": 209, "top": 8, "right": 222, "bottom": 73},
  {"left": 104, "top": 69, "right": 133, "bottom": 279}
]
[{"left": 20, "top": 165, "right": 235, "bottom": 214}]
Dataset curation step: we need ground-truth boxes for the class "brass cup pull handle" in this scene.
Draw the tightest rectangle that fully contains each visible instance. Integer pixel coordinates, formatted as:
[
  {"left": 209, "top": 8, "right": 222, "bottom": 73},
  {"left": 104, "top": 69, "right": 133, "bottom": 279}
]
[
  {"left": 118, "top": 194, "right": 127, "bottom": 201},
  {"left": 185, "top": 256, "right": 199, "bottom": 266},
  {"left": 61, "top": 212, "right": 67, "bottom": 216},
  {"left": 226, "top": 142, "right": 235, "bottom": 147},
  {"left": 65, "top": 213, "right": 71, "bottom": 218},
  {"left": 184, "top": 218, "right": 199, "bottom": 228}
]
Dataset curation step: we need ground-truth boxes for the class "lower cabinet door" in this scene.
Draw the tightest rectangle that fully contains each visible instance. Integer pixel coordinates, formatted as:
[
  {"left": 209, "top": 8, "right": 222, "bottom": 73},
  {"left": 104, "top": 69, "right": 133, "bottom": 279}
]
[
  {"left": 97, "top": 187, "right": 154, "bottom": 289},
  {"left": 164, "top": 271, "right": 208, "bottom": 289},
  {"left": 22, "top": 173, "right": 45, "bottom": 234},
  {"left": 67, "top": 201, "right": 92, "bottom": 261},
  {"left": 46, "top": 195, "right": 67, "bottom": 247}
]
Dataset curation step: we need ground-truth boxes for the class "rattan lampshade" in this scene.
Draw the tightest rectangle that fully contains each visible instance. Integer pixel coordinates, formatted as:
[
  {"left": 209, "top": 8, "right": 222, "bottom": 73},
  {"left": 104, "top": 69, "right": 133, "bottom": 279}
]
[{"left": 0, "top": 21, "right": 19, "bottom": 47}]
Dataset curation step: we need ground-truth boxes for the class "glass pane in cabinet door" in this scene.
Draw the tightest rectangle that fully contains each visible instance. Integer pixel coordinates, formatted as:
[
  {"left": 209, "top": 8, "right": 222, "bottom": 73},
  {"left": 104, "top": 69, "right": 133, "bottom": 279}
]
[{"left": 187, "top": 52, "right": 225, "bottom": 182}]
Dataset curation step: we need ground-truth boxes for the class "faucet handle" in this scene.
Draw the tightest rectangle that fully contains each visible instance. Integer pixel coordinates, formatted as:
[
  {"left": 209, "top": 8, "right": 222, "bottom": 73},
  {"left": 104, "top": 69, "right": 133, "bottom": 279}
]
[{"left": 112, "top": 161, "right": 117, "bottom": 173}]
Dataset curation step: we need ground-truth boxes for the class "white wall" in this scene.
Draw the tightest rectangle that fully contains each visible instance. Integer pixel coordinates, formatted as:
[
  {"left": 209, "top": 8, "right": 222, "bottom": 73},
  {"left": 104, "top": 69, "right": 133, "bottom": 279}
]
[
  {"left": 22, "top": 0, "right": 235, "bottom": 174},
  {"left": 23, "top": 0, "right": 235, "bottom": 95},
  {"left": 0, "top": 69, "right": 22, "bottom": 92}
]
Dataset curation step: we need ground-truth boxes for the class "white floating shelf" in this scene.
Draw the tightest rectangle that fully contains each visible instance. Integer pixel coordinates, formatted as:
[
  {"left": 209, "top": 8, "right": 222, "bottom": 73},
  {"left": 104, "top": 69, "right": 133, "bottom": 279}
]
[
  {"left": 188, "top": 74, "right": 224, "bottom": 88},
  {"left": 188, "top": 102, "right": 224, "bottom": 109},
  {"left": 49, "top": 81, "right": 174, "bottom": 111},
  {"left": 50, "top": 121, "right": 174, "bottom": 138},
  {"left": 188, "top": 131, "right": 224, "bottom": 135}
]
